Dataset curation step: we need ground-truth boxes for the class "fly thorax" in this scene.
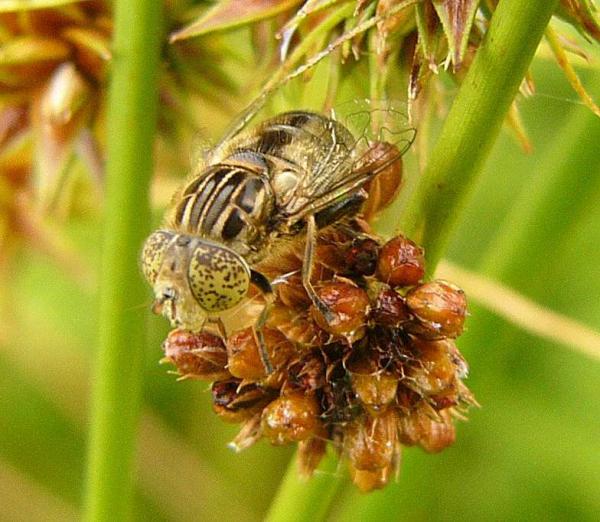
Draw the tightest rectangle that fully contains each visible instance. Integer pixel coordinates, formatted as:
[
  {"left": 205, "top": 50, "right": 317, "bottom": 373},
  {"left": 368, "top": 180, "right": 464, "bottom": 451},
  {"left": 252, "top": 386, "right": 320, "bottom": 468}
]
[{"left": 171, "top": 163, "right": 274, "bottom": 253}]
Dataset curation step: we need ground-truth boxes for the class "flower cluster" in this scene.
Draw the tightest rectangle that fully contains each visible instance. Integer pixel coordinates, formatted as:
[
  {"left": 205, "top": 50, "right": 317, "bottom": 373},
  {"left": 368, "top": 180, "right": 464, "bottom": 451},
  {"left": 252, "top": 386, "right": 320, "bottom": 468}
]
[{"left": 162, "top": 221, "right": 477, "bottom": 491}]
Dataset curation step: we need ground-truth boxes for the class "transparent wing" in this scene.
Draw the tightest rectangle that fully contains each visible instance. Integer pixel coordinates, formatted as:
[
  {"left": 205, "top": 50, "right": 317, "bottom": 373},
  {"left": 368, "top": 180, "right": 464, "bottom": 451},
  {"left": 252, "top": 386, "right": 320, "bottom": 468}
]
[{"left": 279, "top": 100, "right": 415, "bottom": 221}]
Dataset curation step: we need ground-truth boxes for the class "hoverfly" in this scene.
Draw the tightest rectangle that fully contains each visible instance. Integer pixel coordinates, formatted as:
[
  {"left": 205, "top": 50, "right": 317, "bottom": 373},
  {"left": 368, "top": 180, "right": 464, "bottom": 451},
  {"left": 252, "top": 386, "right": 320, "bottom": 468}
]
[{"left": 141, "top": 102, "right": 414, "bottom": 372}]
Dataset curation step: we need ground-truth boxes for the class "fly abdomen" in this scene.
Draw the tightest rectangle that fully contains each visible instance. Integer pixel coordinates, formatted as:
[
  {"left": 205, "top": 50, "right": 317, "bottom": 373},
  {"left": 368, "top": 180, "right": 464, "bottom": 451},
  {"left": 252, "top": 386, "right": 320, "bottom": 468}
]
[{"left": 172, "top": 163, "right": 273, "bottom": 253}]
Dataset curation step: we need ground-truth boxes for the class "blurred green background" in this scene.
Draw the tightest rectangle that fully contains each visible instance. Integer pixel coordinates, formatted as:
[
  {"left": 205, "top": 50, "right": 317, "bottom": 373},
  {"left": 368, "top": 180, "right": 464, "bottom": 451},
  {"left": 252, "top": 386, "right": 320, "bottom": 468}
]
[{"left": 1, "top": 46, "right": 599, "bottom": 522}]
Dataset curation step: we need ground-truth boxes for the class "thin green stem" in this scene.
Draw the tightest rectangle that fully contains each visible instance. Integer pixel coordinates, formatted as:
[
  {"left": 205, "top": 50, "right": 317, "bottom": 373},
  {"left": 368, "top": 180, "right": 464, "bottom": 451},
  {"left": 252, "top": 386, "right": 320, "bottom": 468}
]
[
  {"left": 83, "top": 2, "right": 162, "bottom": 521},
  {"left": 398, "top": 0, "right": 560, "bottom": 274},
  {"left": 265, "top": 452, "right": 344, "bottom": 522}
]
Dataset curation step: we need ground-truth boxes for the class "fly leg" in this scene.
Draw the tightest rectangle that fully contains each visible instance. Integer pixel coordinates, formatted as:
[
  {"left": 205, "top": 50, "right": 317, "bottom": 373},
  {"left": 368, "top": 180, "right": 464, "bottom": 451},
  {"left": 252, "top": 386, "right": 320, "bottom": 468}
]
[
  {"left": 303, "top": 215, "right": 336, "bottom": 324},
  {"left": 250, "top": 270, "right": 274, "bottom": 374}
]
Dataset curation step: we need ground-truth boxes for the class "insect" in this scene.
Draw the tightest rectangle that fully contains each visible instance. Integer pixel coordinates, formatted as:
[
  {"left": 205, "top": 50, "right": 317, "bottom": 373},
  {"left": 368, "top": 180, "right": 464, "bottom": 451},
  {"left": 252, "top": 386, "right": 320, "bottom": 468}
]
[{"left": 141, "top": 103, "right": 414, "bottom": 372}]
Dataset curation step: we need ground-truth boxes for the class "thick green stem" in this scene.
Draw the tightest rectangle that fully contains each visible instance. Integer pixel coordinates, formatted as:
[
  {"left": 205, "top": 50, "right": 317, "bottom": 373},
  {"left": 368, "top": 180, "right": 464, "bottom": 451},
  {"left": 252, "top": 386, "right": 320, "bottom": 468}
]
[
  {"left": 398, "top": 0, "right": 560, "bottom": 273},
  {"left": 84, "top": 2, "right": 162, "bottom": 521},
  {"left": 265, "top": 452, "right": 343, "bottom": 522}
]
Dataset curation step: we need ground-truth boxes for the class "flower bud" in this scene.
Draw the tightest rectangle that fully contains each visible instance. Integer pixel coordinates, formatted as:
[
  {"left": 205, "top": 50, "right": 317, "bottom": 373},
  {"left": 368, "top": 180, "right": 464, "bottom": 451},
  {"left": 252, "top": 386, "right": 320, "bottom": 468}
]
[
  {"left": 261, "top": 393, "right": 321, "bottom": 445},
  {"left": 163, "top": 329, "right": 229, "bottom": 380},
  {"left": 406, "top": 280, "right": 467, "bottom": 338},
  {"left": 376, "top": 235, "right": 425, "bottom": 287}
]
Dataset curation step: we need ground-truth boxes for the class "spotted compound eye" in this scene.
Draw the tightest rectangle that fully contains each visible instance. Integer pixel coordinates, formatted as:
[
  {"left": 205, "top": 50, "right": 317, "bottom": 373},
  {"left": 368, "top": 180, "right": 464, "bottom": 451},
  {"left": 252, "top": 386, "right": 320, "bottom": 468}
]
[
  {"left": 141, "top": 230, "right": 174, "bottom": 285},
  {"left": 188, "top": 241, "right": 251, "bottom": 313}
]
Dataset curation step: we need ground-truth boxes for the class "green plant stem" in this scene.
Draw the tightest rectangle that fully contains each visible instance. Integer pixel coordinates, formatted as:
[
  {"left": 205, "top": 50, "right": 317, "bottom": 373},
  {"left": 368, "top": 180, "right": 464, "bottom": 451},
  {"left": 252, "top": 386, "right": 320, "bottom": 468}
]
[
  {"left": 398, "top": 0, "right": 560, "bottom": 273},
  {"left": 83, "top": 2, "right": 162, "bottom": 521},
  {"left": 265, "top": 452, "right": 343, "bottom": 522}
]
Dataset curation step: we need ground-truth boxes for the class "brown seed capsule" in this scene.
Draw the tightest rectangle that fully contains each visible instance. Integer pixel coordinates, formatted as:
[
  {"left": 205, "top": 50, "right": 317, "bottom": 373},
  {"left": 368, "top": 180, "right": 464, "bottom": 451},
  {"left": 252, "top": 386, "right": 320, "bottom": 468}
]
[
  {"left": 398, "top": 406, "right": 456, "bottom": 453},
  {"left": 371, "top": 287, "right": 411, "bottom": 327},
  {"left": 261, "top": 393, "right": 321, "bottom": 445},
  {"left": 344, "top": 237, "right": 380, "bottom": 276},
  {"left": 407, "top": 338, "right": 458, "bottom": 397},
  {"left": 376, "top": 235, "right": 425, "bottom": 287},
  {"left": 311, "top": 280, "right": 370, "bottom": 337},
  {"left": 226, "top": 326, "right": 295, "bottom": 380},
  {"left": 212, "top": 379, "right": 272, "bottom": 424},
  {"left": 344, "top": 411, "right": 398, "bottom": 471},
  {"left": 163, "top": 329, "right": 230, "bottom": 380},
  {"left": 351, "top": 370, "right": 399, "bottom": 416},
  {"left": 406, "top": 280, "right": 467, "bottom": 338}
]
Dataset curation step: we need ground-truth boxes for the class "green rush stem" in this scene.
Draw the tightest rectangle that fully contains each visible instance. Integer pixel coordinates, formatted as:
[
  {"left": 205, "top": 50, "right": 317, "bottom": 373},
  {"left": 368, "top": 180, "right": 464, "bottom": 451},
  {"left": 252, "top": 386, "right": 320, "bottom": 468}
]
[
  {"left": 265, "top": 452, "right": 344, "bottom": 522},
  {"left": 83, "top": 2, "right": 162, "bottom": 521},
  {"left": 398, "top": 0, "right": 560, "bottom": 275}
]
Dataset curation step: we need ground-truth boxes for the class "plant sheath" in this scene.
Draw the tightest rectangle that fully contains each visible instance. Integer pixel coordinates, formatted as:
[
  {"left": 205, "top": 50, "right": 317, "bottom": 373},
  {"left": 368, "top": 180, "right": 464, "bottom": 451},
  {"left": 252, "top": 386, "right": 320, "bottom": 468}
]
[{"left": 84, "top": 2, "right": 162, "bottom": 521}]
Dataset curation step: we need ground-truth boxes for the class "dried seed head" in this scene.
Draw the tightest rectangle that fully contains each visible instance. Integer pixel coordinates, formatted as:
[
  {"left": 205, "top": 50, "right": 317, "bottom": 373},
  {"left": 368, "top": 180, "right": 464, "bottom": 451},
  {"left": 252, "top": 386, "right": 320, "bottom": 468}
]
[
  {"left": 344, "top": 411, "right": 398, "bottom": 471},
  {"left": 311, "top": 280, "right": 370, "bottom": 337},
  {"left": 158, "top": 224, "right": 475, "bottom": 491},
  {"left": 371, "top": 287, "right": 411, "bottom": 327},
  {"left": 406, "top": 280, "right": 467, "bottom": 338},
  {"left": 344, "top": 237, "right": 380, "bottom": 276},
  {"left": 212, "top": 379, "right": 272, "bottom": 423},
  {"left": 163, "top": 329, "right": 230, "bottom": 380},
  {"left": 376, "top": 235, "right": 425, "bottom": 287},
  {"left": 261, "top": 393, "right": 321, "bottom": 445},
  {"left": 226, "top": 326, "right": 295, "bottom": 380}
]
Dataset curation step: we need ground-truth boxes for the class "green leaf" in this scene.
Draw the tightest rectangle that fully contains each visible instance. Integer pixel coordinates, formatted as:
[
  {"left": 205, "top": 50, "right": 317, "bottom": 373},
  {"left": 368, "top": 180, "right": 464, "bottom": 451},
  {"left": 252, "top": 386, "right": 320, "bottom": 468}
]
[{"left": 170, "top": 0, "right": 305, "bottom": 42}]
